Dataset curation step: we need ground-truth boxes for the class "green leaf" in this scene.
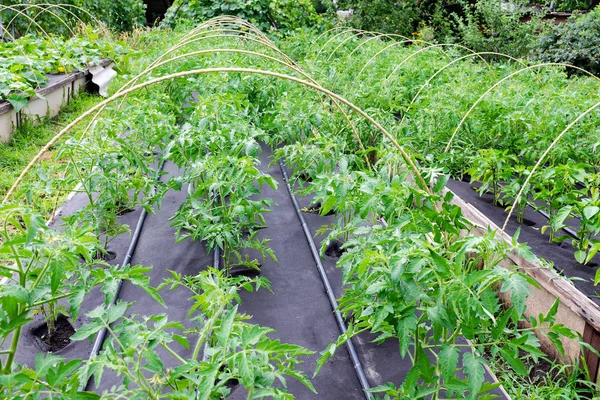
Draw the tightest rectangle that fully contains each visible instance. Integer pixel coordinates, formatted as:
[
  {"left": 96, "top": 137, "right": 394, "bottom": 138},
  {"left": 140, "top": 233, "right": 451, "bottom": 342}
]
[
  {"left": 575, "top": 250, "right": 586, "bottom": 264},
  {"left": 499, "top": 347, "right": 527, "bottom": 375},
  {"left": 583, "top": 206, "right": 599, "bottom": 220},
  {"left": 106, "top": 301, "right": 128, "bottom": 324},
  {"left": 216, "top": 305, "right": 237, "bottom": 347},
  {"left": 500, "top": 273, "right": 530, "bottom": 317},
  {"left": 144, "top": 349, "right": 164, "bottom": 373},
  {"left": 173, "top": 334, "right": 190, "bottom": 350},
  {"left": 320, "top": 195, "right": 336, "bottom": 216},
  {"left": 70, "top": 320, "right": 103, "bottom": 341},
  {"left": 397, "top": 314, "right": 417, "bottom": 357},
  {"left": 439, "top": 344, "right": 459, "bottom": 381},
  {"left": 463, "top": 352, "right": 484, "bottom": 397},
  {"left": 7, "top": 94, "right": 29, "bottom": 113},
  {"left": 0, "top": 284, "right": 30, "bottom": 303},
  {"left": 34, "top": 353, "right": 62, "bottom": 376}
]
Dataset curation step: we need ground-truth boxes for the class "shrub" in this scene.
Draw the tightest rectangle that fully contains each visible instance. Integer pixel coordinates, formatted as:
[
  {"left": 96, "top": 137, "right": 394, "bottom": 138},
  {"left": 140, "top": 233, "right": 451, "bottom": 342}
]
[
  {"left": 453, "top": 0, "right": 548, "bottom": 58},
  {"left": 326, "top": 0, "right": 463, "bottom": 38},
  {"left": 535, "top": 6, "right": 600, "bottom": 75}
]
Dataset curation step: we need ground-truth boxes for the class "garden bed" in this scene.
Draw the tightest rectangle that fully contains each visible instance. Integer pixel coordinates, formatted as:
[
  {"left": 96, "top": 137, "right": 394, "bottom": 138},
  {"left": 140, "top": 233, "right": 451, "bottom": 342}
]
[
  {"left": 7, "top": 144, "right": 509, "bottom": 399},
  {"left": 0, "top": 58, "right": 115, "bottom": 143},
  {"left": 447, "top": 179, "right": 600, "bottom": 378}
]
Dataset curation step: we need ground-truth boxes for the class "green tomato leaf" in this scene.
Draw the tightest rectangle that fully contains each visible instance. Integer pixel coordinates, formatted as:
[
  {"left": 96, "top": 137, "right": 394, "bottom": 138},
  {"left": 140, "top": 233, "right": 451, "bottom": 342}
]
[
  {"left": 439, "top": 344, "right": 459, "bottom": 382},
  {"left": 463, "top": 352, "right": 485, "bottom": 398}
]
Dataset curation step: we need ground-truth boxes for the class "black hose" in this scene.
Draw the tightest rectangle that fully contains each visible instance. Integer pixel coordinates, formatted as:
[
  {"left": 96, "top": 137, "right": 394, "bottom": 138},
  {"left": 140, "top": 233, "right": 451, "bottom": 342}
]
[
  {"left": 80, "top": 157, "right": 167, "bottom": 391},
  {"left": 277, "top": 159, "right": 373, "bottom": 400}
]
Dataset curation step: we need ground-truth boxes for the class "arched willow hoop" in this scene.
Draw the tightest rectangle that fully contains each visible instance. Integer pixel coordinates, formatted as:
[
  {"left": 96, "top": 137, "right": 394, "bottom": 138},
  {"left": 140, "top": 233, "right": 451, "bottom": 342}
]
[
  {"left": 310, "top": 26, "right": 411, "bottom": 55},
  {"left": 112, "top": 20, "right": 369, "bottom": 168},
  {"left": 444, "top": 63, "right": 600, "bottom": 153},
  {"left": 314, "top": 28, "right": 372, "bottom": 59},
  {"left": 396, "top": 52, "right": 533, "bottom": 129},
  {"left": 0, "top": 5, "right": 72, "bottom": 88},
  {"left": 50, "top": 33, "right": 372, "bottom": 217},
  {"left": 80, "top": 17, "right": 286, "bottom": 135},
  {"left": 87, "top": 43, "right": 369, "bottom": 168},
  {"left": 4, "top": 68, "right": 430, "bottom": 204},
  {"left": 348, "top": 33, "right": 415, "bottom": 57},
  {"left": 34, "top": 3, "right": 106, "bottom": 30},
  {"left": 326, "top": 30, "right": 375, "bottom": 61},
  {"left": 503, "top": 100, "right": 600, "bottom": 232},
  {"left": 4, "top": 3, "right": 105, "bottom": 32},
  {"left": 357, "top": 39, "right": 436, "bottom": 77},
  {"left": 384, "top": 44, "right": 490, "bottom": 83},
  {"left": 324, "top": 28, "right": 419, "bottom": 62},
  {"left": 113, "top": 32, "right": 291, "bottom": 109},
  {"left": 24, "top": 5, "right": 91, "bottom": 36},
  {"left": 19, "top": 4, "right": 88, "bottom": 37},
  {"left": 4, "top": 4, "right": 74, "bottom": 37}
]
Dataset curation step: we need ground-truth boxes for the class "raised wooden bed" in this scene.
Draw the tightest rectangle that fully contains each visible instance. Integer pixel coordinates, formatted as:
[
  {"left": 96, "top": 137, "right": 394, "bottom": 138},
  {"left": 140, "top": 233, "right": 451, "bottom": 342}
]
[
  {"left": 0, "top": 59, "right": 115, "bottom": 143},
  {"left": 449, "top": 187, "right": 600, "bottom": 382}
]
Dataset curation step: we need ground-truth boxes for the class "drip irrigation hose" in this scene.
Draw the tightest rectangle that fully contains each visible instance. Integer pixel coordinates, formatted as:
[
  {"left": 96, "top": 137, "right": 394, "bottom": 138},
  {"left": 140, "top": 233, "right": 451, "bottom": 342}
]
[
  {"left": 277, "top": 159, "right": 373, "bottom": 400},
  {"left": 79, "top": 156, "right": 167, "bottom": 392}
]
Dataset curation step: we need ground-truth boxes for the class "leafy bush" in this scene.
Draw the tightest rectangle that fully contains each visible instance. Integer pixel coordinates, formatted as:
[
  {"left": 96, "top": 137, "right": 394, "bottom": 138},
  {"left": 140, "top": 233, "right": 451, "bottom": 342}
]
[
  {"left": 453, "top": 0, "right": 549, "bottom": 57},
  {"left": 327, "top": 0, "right": 463, "bottom": 38},
  {"left": 536, "top": 6, "right": 600, "bottom": 75},
  {"left": 162, "top": 0, "right": 322, "bottom": 34},
  {"left": 553, "top": 0, "right": 594, "bottom": 11}
]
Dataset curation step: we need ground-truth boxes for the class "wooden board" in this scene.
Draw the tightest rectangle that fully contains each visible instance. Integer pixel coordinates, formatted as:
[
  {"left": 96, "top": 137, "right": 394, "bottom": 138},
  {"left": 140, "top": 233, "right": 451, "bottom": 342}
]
[{"left": 448, "top": 187, "right": 600, "bottom": 371}]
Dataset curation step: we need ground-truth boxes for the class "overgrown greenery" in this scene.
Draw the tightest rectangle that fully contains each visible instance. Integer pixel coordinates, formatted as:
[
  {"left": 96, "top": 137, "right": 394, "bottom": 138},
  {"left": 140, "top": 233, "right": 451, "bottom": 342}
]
[
  {"left": 1, "top": 12, "right": 599, "bottom": 399},
  {"left": 536, "top": 6, "right": 600, "bottom": 75}
]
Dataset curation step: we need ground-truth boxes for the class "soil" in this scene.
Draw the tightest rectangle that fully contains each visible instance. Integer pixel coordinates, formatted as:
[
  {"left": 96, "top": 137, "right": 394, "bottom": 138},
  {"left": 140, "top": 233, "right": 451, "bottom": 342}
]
[
  {"left": 114, "top": 201, "right": 135, "bottom": 216},
  {"left": 324, "top": 239, "right": 345, "bottom": 259},
  {"left": 303, "top": 201, "right": 335, "bottom": 216},
  {"left": 31, "top": 315, "right": 75, "bottom": 353},
  {"left": 227, "top": 264, "right": 261, "bottom": 278},
  {"left": 297, "top": 172, "right": 312, "bottom": 182},
  {"left": 100, "top": 250, "right": 117, "bottom": 261}
]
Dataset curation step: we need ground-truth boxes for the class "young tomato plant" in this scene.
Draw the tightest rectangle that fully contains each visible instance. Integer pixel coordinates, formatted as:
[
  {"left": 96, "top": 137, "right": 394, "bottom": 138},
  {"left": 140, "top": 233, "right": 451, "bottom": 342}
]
[
  {"left": 532, "top": 163, "right": 586, "bottom": 243},
  {"left": 74, "top": 269, "right": 316, "bottom": 398},
  {"left": 572, "top": 188, "right": 600, "bottom": 265},
  {"left": 170, "top": 153, "right": 278, "bottom": 274},
  {"left": 467, "top": 149, "right": 517, "bottom": 205},
  {"left": 0, "top": 205, "right": 97, "bottom": 372},
  {"left": 501, "top": 165, "right": 531, "bottom": 224}
]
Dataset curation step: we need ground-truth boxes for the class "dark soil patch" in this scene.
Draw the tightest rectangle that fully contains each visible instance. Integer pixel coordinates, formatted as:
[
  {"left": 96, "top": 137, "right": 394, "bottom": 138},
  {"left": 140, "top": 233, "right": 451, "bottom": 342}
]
[
  {"left": 31, "top": 315, "right": 75, "bottom": 353},
  {"left": 324, "top": 239, "right": 345, "bottom": 259},
  {"left": 115, "top": 201, "right": 135, "bottom": 216},
  {"left": 101, "top": 250, "right": 117, "bottom": 261},
  {"left": 228, "top": 265, "right": 261, "bottom": 278},
  {"left": 303, "top": 201, "right": 335, "bottom": 216},
  {"left": 297, "top": 172, "right": 312, "bottom": 182}
]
